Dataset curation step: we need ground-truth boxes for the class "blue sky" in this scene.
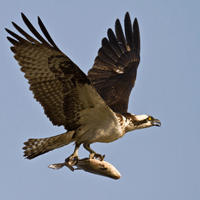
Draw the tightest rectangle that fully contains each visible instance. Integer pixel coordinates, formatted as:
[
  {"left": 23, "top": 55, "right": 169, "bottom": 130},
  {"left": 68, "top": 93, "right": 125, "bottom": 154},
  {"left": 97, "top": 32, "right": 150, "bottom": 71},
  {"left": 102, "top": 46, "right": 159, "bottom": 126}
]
[{"left": 1, "top": 1, "right": 200, "bottom": 200}]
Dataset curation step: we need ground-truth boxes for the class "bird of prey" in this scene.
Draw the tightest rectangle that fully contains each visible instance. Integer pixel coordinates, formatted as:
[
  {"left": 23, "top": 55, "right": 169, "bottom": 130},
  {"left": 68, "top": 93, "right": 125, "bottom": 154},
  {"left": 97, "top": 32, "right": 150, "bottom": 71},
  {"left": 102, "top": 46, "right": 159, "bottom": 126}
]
[{"left": 6, "top": 12, "right": 161, "bottom": 163}]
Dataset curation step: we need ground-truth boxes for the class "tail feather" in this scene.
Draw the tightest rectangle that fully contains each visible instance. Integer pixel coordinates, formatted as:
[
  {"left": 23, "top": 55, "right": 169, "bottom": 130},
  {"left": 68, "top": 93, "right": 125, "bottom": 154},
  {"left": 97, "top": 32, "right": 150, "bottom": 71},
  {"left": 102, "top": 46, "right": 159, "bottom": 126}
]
[{"left": 23, "top": 131, "right": 75, "bottom": 159}]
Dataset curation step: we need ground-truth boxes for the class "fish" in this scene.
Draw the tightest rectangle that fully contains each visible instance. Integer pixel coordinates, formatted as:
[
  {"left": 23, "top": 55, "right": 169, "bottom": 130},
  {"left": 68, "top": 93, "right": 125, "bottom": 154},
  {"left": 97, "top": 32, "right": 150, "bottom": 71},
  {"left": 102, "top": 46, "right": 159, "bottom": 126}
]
[{"left": 48, "top": 157, "right": 121, "bottom": 180}]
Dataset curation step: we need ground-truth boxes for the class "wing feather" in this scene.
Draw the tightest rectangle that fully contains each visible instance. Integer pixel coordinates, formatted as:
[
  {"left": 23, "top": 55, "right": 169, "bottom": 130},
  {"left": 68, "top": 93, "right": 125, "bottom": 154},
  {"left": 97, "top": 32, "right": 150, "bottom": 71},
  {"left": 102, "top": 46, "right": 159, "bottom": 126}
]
[
  {"left": 38, "top": 16, "right": 61, "bottom": 51},
  {"left": 107, "top": 28, "right": 123, "bottom": 56},
  {"left": 124, "top": 12, "right": 134, "bottom": 50},
  {"left": 12, "top": 21, "right": 39, "bottom": 44},
  {"left": 115, "top": 19, "right": 128, "bottom": 53},
  {"left": 6, "top": 13, "right": 114, "bottom": 130},
  {"left": 101, "top": 38, "right": 119, "bottom": 61},
  {"left": 88, "top": 12, "right": 140, "bottom": 113},
  {"left": 21, "top": 13, "right": 52, "bottom": 48}
]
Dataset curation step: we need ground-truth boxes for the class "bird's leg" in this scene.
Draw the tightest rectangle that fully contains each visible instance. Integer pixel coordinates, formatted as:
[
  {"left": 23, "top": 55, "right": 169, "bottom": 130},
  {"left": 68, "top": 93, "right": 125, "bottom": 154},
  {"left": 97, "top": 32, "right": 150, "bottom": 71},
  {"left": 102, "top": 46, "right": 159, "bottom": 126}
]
[
  {"left": 65, "top": 143, "right": 80, "bottom": 165},
  {"left": 83, "top": 143, "right": 105, "bottom": 161}
]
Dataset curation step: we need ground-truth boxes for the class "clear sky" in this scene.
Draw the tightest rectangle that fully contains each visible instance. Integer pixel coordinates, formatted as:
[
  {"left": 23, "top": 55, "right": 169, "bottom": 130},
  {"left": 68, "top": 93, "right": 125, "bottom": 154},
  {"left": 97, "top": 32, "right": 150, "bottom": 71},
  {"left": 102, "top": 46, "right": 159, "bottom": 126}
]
[{"left": 1, "top": 1, "right": 200, "bottom": 200}]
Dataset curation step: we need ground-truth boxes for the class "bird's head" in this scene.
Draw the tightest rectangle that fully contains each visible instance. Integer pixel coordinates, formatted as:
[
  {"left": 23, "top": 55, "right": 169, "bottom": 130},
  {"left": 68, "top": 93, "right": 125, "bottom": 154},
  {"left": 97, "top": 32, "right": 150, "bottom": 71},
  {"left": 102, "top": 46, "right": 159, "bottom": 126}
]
[
  {"left": 124, "top": 114, "right": 161, "bottom": 132},
  {"left": 133, "top": 114, "right": 161, "bottom": 130}
]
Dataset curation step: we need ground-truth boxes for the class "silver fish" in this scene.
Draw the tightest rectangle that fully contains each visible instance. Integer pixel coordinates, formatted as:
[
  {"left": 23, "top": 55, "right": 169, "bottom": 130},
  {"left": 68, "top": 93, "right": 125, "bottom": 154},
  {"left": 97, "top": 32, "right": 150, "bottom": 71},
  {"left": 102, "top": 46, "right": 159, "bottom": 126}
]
[{"left": 48, "top": 157, "right": 121, "bottom": 180}]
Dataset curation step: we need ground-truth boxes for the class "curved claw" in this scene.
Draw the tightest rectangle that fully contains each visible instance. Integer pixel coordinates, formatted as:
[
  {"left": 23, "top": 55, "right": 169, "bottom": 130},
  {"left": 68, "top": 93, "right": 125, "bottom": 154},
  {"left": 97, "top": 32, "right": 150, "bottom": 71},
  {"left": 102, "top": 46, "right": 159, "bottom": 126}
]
[
  {"left": 65, "top": 155, "right": 79, "bottom": 165},
  {"left": 64, "top": 155, "right": 79, "bottom": 171},
  {"left": 89, "top": 153, "right": 105, "bottom": 161}
]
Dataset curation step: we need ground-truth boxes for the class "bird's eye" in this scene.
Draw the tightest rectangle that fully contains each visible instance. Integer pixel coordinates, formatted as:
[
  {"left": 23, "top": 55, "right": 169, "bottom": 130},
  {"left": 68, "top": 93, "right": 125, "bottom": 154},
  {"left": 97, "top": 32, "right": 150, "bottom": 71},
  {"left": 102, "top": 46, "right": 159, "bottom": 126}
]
[{"left": 148, "top": 117, "right": 152, "bottom": 121}]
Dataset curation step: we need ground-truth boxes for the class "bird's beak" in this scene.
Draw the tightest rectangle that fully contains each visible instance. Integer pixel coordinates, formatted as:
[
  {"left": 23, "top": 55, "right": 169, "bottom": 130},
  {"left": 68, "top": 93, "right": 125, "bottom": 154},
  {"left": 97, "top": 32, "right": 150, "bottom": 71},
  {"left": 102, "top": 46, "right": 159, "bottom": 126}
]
[{"left": 153, "top": 119, "right": 161, "bottom": 127}]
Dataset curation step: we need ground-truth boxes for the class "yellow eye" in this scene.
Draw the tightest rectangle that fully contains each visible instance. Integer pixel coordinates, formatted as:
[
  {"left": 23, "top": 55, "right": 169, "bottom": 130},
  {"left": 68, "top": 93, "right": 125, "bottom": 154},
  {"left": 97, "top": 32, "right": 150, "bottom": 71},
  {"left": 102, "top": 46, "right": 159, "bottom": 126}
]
[{"left": 148, "top": 117, "right": 152, "bottom": 121}]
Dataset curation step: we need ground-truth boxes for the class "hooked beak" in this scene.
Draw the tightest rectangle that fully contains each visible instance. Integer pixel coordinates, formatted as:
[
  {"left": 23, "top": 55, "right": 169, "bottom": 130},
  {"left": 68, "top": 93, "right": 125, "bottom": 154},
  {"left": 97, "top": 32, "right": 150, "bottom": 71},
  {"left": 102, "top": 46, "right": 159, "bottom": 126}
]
[{"left": 153, "top": 119, "right": 161, "bottom": 127}]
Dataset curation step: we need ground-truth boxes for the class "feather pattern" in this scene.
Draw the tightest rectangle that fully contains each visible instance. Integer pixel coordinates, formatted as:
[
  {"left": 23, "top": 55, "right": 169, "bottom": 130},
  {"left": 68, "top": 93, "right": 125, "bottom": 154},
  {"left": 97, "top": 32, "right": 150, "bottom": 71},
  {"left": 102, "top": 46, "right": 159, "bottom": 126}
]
[
  {"left": 88, "top": 12, "right": 140, "bottom": 113},
  {"left": 5, "top": 13, "right": 112, "bottom": 130}
]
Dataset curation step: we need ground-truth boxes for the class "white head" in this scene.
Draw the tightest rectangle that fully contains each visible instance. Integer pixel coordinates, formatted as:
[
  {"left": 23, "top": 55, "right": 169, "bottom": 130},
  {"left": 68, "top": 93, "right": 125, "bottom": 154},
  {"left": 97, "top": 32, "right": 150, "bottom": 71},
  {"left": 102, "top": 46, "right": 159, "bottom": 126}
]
[
  {"left": 133, "top": 114, "right": 161, "bottom": 130},
  {"left": 123, "top": 113, "right": 161, "bottom": 133}
]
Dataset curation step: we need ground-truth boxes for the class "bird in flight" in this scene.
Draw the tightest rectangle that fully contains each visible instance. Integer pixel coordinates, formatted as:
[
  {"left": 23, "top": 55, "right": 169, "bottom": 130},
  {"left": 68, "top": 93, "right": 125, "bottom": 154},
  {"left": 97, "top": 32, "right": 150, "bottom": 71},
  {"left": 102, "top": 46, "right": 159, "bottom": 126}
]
[{"left": 6, "top": 12, "right": 161, "bottom": 163}]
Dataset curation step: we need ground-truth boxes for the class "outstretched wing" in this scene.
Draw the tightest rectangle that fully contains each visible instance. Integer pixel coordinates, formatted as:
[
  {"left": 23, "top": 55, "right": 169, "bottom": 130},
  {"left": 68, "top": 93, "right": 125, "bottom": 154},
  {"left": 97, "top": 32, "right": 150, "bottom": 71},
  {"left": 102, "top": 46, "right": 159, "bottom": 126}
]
[
  {"left": 88, "top": 12, "right": 140, "bottom": 113},
  {"left": 6, "top": 13, "right": 114, "bottom": 131}
]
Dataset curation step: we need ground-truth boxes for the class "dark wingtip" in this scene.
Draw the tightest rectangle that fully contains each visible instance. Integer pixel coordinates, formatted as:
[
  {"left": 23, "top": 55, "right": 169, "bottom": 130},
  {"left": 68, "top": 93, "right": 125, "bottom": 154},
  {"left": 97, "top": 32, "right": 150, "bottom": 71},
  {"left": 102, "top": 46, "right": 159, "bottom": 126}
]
[
  {"left": 107, "top": 28, "right": 112, "bottom": 35},
  {"left": 21, "top": 12, "right": 29, "bottom": 25},
  {"left": 21, "top": 12, "right": 26, "bottom": 20},
  {"left": 125, "top": 12, "right": 131, "bottom": 25},
  {"left": 5, "top": 28, "right": 9, "bottom": 33},
  {"left": 125, "top": 12, "right": 131, "bottom": 22},
  {"left": 133, "top": 18, "right": 140, "bottom": 53},
  {"left": 133, "top": 18, "right": 138, "bottom": 26},
  {"left": 125, "top": 12, "right": 130, "bottom": 17},
  {"left": 21, "top": 12, "right": 25, "bottom": 17},
  {"left": 37, "top": 16, "right": 42, "bottom": 24},
  {"left": 11, "top": 21, "right": 16, "bottom": 27},
  {"left": 115, "top": 18, "right": 120, "bottom": 25}
]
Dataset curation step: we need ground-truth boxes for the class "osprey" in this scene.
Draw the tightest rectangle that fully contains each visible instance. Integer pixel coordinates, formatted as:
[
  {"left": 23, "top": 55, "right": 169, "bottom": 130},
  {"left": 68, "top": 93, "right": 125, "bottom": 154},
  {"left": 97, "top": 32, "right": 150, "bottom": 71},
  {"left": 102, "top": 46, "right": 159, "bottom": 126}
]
[{"left": 6, "top": 12, "right": 161, "bottom": 162}]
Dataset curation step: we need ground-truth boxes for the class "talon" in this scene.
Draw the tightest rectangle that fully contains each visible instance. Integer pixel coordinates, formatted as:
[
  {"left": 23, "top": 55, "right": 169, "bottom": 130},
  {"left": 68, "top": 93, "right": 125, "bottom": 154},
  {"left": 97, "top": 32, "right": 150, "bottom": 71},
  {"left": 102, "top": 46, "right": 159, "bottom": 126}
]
[
  {"left": 65, "top": 155, "right": 79, "bottom": 165},
  {"left": 89, "top": 153, "right": 95, "bottom": 159},
  {"left": 83, "top": 143, "right": 105, "bottom": 161},
  {"left": 64, "top": 143, "right": 80, "bottom": 167},
  {"left": 89, "top": 153, "right": 104, "bottom": 161}
]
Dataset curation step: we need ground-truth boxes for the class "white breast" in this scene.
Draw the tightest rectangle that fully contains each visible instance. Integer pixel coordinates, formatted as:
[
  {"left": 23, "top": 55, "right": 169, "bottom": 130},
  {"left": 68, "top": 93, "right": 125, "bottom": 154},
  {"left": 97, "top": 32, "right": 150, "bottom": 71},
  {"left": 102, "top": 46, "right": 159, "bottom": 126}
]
[{"left": 76, "top": 109, "right": 124, "bottom": 144}]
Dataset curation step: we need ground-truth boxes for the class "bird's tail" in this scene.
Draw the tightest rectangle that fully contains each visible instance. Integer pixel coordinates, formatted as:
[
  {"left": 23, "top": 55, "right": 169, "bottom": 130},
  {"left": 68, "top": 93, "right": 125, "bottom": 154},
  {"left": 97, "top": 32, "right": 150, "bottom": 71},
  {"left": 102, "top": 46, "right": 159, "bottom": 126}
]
[{"left": 23, "top": 131, "right": 75, "bottom": 159}]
